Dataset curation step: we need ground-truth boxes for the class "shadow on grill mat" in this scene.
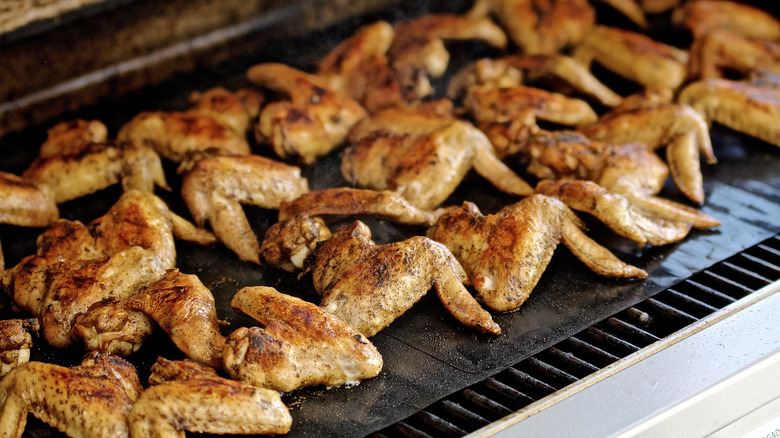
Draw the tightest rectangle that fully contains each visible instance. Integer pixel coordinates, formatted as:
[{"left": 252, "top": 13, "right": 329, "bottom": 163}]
[{"left": 0, "top": 1, "right": 779, "bottom": 437}]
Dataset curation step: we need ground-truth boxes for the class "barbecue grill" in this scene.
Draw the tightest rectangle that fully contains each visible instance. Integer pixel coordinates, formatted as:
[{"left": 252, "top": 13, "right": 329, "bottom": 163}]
[{"left": 1, "top": 1, "right": 779, "bottom": 437}]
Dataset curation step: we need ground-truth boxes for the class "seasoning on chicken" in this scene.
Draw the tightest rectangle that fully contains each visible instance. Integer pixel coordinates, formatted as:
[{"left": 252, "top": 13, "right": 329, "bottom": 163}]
[
  {"left": 72, "top": 269, "right": 226, "bottom": 368},
  {"left": 427, "top": 196, "right": 647, "bottom": 312},
  {"left": 468, "top": 0, "right": 595, "bottom": 55},
  {"left": 259, "top": 214, "right": 332, "bottom": 272},
  {"left": 0, "top": 318, "right": 39, "bottom": 378},
  {"left": 180, "top": 154, "right": 309, "bottom": 264},
  {"left": 247, "top": 62, "right": 368, "bottom": 165},
  {"left": 22, "top": 140, "right": 169, "bottom": 204},
  {"left": 223, "top": 286, "right": 383, "bottom": 392},
  {"left": 578, "top": 88, "right": 716, "bottom": 205},
  {"left": 678, "top": 75, "right": 780, "bottom": 149},
  {"left": 572, "top": 25, "right": 689, "bottom": 91},
  {"left": 310, "top": 221, "right": 500, "bottom": 336},
  {"left": 0, "top": 352, "right": 143, "bottom": 438},
  {"left": 343, "top": 105, "right": 533, "bottom": 210},
  {"left": 278, "top": 188, "right": 439, "bottom": 227},
  {"left": 130, "top": 357, "right": 292, "bottom": 436}
]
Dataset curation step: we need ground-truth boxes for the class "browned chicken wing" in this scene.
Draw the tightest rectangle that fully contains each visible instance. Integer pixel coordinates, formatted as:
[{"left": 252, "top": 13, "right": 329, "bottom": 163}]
[
  {"left": 672, "top": 0, "right": 780, "bottom": 40},
  {"left": 130, "top": 357, "right": 291, "bottom": 437},
  {"left": 180, "top": 154, "right": 309, "bottom": 264},
  {"left": 247, "top": 63, "right": 368, "bottom": 165},
  {"left": 73, "top": 269, "right": 226, "bottom": 369},
  {"left": 0, "top": 171, "right": 58, "bottom": 228},
  {"left": 0, "top": 319, "right": 38, "bottom": 378},
  {"left": 259, "top": 214, "right": 332, "bottom": 272},
  {"left": 37, "top": 119, "right": 108, "bottom": 157},
  {"left": 469, "top": 0, "right": 595, "bottom": 55},
  {"left": 678, "top": 76, "right": 780, "bottom": 148},
  {"left": 223, "top": 286, "right": 383, "bottom": 392},
  {"left": 22, "top": 140, "right": 169, "bottom": 204},
  {"left": 310, "top": 221, "right": 500, "bottom": 336},
  {"left": 0, "top": 352, "right": 142, "bottom": 438},
  {"left": 343, "top": 106, "right": 533, "bottom": 210},
  {"left": 687, "top": 29, "right": 780, "bottom": 81},
  {"left": 187, "top": 86, "right": 265, "bottom": 134},
  {"left": 427, "top": 196, "right": 647, "bottom": 312}
]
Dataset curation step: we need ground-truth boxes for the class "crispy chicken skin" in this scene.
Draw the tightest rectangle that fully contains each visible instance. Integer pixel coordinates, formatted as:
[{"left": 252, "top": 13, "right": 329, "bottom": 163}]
[
  {"left": 572, "top": 25, "right": 689, "bottom": 91},
  {"left": 224, "top": 286, "right": 383, "bottom": 392},
  {"left": 343, "top": 110, "right": 533, "bottom": 210},
  {"left": 448, "top": 55, "right": 622, "bottom": 107},
  {"left": 73, "top": 269, "right": 226, "bottom": 369},
  {"left": 2, "top": 246, "right": 169, "bottom": 348},
  {"left": 180, "top": 154, "right": 309, "bottom": 264},
  {"left": 259, "top": 214, "right": 332, "bottom": 272},
  {"left": 672, "top": 0, "right": 780, "bottom": 40},
  {"left": 22, "top": 140, "right": 169, "bottom": 204},
  {"left": 0, "top": 352, "right": 142, "bottom": 438},
  {"left": 38, "top": 119, "right": 108, "bottom": 157},
  {"left": 427, "top": 196, "right": 647, "bottom": 312},
  {"left": 678, "top": 77, "right": 780, "bottom": 148},
  {"left": 130, "top": 357, "right": 291, "bottom": 437},
  {"left": 279, "top": 188, "right": 439, "bottom": 227},
  {"left": 0, "top": 171, "right": 58, "bottom": 228},
  {"left": 310, "top": 221, "right": 500, "bottom": 336},
  {"left": 469, "top": 0, "right": 595, "bottom": 55},
  {"left": 247, "top": 63, "right": 368, "bottom": 165},
  {"left": 0, "top": 319, "right": 39, "bottom": 378}
]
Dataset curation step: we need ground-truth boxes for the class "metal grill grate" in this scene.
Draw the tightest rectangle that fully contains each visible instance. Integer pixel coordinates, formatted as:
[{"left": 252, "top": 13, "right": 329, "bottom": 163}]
[{"left": 373, "top": 234, "right": 780, "bottom": 438}]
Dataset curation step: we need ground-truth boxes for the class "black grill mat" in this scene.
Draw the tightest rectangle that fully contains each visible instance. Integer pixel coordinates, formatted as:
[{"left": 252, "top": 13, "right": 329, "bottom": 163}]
[{"left": 2, "top": 2, "right": 780, "bottom": 437}]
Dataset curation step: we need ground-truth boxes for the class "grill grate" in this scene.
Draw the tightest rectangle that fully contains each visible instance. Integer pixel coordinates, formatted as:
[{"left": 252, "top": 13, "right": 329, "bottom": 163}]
[{"left": 372, "top": 233, "right": 780, "bottom": 438}]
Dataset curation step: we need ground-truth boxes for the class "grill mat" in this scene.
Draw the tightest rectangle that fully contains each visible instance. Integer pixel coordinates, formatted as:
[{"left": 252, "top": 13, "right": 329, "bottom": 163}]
[{"left": 1, "top": 2, "right": 780, "bottom": 437}]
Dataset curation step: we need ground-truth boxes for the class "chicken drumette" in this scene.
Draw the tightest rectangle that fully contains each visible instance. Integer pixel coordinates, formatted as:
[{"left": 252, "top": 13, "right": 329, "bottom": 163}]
[
  {"left": 309, "top": 221, "right": 500, "bottom": 336},
  {"left": 0, "top": 319, "right": 39, "bottom": 378},
  {"left": 0, "top": 352, "right": 143, "bottom": 438},
  {"left": 223, "top": 286, "right": 383, "bottom": 392},
  {"left": 427, "top": 195, "right": 647, "bottom": 312},
  {"left": 130, "top": 357, "right": 292, "bottom": 437}
]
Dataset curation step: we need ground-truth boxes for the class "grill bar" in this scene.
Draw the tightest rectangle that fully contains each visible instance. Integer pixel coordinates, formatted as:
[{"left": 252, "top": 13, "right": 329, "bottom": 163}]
[{"left": 373, "top": 233, "right": 780, "bottom": 438}]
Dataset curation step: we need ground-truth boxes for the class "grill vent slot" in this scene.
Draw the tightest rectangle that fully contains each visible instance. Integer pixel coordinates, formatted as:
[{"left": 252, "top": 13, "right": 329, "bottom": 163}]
[{"left": 372, "top": 233, "right": 780, "bottom": 438}]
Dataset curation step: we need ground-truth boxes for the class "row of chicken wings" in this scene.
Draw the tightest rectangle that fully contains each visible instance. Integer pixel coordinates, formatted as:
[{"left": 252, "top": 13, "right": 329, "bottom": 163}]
[{"left": 1, "top": 0, "right": 779, "bottom": 436}]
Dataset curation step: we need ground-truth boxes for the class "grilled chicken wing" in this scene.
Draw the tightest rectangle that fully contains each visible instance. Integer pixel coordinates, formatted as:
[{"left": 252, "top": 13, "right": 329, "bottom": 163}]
[
  {"left": 672, "top": 0, "right": 780, "bottom": 40},
  {"left": 572, "top": 25, "right": 689, "bottom": 91},
  {"left": 73, "top": 269, "right": 226, "bottom": 368},
  {"left": 180, "top": 154, "right": 309, "bottom": 264},
  {"left": 678, "top": 77, "right": 780, "bottom": 149},
  {"left": 0, "top": 319, "right": 39, "bottom": 378},
  {"left": 38, "top": 119, "right": 108, "bottom": 157},
  {"left": 279, "top": 188, "right": 439, "bottom": 227},
  {"left": 427, "top": 196, "right": 647, "bottom": 312},
  {"left": 0, "top": 171, "right": 58, "bottom": 228},
  {"left": 247, "top": 63, "right": 367, "bottom": 165},
  {"left": 259, "top": 214, "right": 332, "bottom": 272},
  {"left": 688, "top": 29, "right": 780, "bottom": 81},
  {"left": 0, "top": 352, "right": 142, "bottom": 438},
  {"left": 578, "top": 91, "right": 715, "bottom": 204},
  {"left": 343, "top": 108, "right": 533, "bottom": 210},
  {"left": 224, "top": 286, "right": 383, "bottom": 392},
  {"left": 310, "top": 221, "right": 500, "bottom": 336},
  {"left": 187, "top": 87, "right": 264, "bottom": 135},
  {"left": 22, "top": 140, "right": 169, "bottom": 204},
  {"left": 469, "top": 0, "right": 595, "bottom": 55},
  {"left": 448, "top": 55, "right": 622, "bottom": 107},
  {"left": 2, "top": 246, "right": 169, "bottom": 348},
  {"left": 130, "top": 357, "right": 291, "bottom": 437}
]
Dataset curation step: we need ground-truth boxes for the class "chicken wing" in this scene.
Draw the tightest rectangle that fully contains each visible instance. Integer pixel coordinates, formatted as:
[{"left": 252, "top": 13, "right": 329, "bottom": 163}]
[
  {"left": 469, "top": 0, "right": 595, "bottom": 55},
  {"left": 0, "top": 171, "right": 58, "bottom": 228},
  {"left": 0, "top": 319, "right": 38, "bottom": 378},
  {"left": 259, "top": 214, "right": 332, "bottom": 272},
  {"left": 180, "top": 154, "right": 309, "bottom": 264},
  {"left": 343, "top": 109, "right": 533, "bottom": 210},
  {"left": 187, "top": 87, "right": 264, "bottom": 134},
  {"left": 672, "top": 0, "right": 780, "bottom": 40},
  {"left": 247, "top": 63, "right": 367, "bottom": 164},
  {"left": 687, "top": 29, "right": 780, "bottom": 81},
  {"left": 22, "top": 140, "right": 169, "bottom": 204},
  {"left": 0, "top": 352, "right": 142, "bottom": 438},
  {"left": 427, "top": 196, "right": 647, "bottom": 312},
  {"left": 224, "top": 286, "right": 383, "bottom": 392},
  {"left": 678, "top": 76, "right": 780, "bottom": 148},
  {"left": 2, "top": 246, "right": 169, "bottom": 348},
  {"left": 130, "top": 357, "right": 291, "bottom": 437},
  {"left": 73, "top": 269, "right": 226, "bottom": 368},
  {"left": 311, "top": 221, "right": 500, "bottom": 336},
  {"left": 37, "top": 119, "right": 108, "bottom": 157}
]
